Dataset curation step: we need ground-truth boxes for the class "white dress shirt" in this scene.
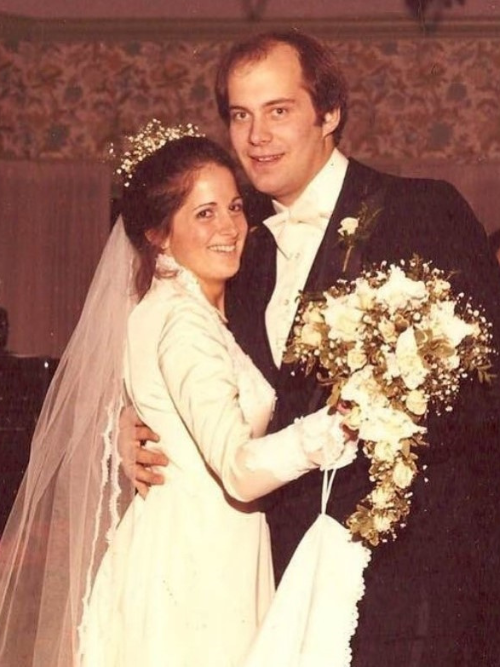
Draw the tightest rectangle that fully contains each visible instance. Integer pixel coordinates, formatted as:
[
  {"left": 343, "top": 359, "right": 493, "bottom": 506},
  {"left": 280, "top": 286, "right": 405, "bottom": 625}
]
[{"left": 264, "top": 149, "right": 349, "bottom": 367}]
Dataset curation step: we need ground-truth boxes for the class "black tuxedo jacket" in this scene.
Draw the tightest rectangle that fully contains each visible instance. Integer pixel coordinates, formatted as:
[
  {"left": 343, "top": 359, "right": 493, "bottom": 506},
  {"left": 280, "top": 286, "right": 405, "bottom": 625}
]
[{"left": 227, "top": 159, "right": 500, "bottom": 666}]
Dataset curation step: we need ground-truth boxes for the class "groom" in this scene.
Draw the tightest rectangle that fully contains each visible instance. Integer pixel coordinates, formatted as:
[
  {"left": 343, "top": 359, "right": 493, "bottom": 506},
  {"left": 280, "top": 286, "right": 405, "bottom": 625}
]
[{"left": 133, "top": 30, "right": 500, "bottom": 666}]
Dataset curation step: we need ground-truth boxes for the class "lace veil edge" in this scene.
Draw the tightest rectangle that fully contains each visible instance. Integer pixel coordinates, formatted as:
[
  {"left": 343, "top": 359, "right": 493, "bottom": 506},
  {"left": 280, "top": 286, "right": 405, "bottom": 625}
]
[{"left": 0, "top": 217, "right": 137, "bottom": 667}]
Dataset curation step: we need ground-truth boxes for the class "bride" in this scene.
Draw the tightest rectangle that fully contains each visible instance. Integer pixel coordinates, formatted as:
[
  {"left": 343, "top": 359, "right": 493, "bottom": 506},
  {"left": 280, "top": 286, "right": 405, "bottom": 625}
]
[{"left": 0, "top": 129, "right": 354, "bottom": 667}]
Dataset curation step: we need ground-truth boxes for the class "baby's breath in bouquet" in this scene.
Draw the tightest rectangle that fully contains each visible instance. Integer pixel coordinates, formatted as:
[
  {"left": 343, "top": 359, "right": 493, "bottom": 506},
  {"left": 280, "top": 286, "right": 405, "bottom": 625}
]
[{"left": 284, "top": 256, "right": 495, "bottom": 547}]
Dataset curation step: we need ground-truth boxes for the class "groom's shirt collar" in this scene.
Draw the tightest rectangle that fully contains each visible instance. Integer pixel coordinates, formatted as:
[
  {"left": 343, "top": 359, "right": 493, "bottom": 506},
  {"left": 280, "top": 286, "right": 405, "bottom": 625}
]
[
  {"left": 262, "top": 148, "right": 349, "bottom": 367},
  {"left": 263, "top": 148, "right": 349, "bottom": 242}
]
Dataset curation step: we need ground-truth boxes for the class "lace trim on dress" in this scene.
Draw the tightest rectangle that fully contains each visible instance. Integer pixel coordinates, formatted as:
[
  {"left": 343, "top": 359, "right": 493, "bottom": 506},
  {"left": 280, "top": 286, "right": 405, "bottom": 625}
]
[
  {"left": 155, "top": 252, "right": 228, "bottom": 323},
  {"left": 241, "top": 470, "right": 371, "bottom": 667},
  {"left": 310, "top": 513, "right": 371, "bottom": 667},
  {"left": 156, "top": 252, "right": 197, "bottom": 292}
]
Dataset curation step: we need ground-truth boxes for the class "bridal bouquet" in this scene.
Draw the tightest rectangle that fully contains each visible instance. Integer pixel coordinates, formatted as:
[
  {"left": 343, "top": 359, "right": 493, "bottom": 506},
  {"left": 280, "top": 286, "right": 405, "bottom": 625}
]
[{"left": 284, "top": 256, "right": 494, "bottom": 547}]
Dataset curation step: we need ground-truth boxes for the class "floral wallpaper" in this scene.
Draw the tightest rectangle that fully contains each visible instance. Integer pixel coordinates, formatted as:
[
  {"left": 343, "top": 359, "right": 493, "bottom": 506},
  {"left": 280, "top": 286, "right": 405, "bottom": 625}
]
[{"left": 0, "top": 35, "right": 499, "bottom": 164}]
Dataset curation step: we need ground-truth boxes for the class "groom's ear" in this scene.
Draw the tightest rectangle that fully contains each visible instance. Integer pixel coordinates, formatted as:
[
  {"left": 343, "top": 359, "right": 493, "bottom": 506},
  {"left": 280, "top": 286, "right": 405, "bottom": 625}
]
[{"left": 321, "top": 108, "right": 341, "bottom": 138}]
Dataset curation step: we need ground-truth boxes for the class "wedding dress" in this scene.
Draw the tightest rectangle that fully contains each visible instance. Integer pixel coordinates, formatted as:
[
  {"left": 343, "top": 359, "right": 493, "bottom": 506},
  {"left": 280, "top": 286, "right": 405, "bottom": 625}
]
[{"left": 0, "top": 220, "right": 364, "bottom": 667}]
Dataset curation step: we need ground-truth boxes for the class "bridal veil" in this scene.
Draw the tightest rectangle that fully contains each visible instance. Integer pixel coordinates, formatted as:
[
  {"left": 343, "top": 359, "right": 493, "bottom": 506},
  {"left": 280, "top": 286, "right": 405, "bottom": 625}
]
[{"left": 0, "top": 219, "right": 137, "bottom": 666}]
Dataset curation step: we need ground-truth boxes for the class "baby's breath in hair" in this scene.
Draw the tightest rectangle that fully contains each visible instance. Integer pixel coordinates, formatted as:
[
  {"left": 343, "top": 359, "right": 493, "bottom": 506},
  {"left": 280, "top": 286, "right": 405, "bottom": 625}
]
[{"left": 109, "top": 120, "right": 204, "bottom": 186}]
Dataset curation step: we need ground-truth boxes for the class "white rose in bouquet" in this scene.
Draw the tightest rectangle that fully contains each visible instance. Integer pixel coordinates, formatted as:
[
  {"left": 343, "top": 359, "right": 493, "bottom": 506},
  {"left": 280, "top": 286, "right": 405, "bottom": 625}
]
[
  {"left": 342, "top": 405, "right": 362, "bottom": 431},
  {"left": 426, "top": 300, "right": 476, "bottom": 348},
  {"left": 341, "top": 366, "right": 387, "bottom": 410},
  {"left": 376, "top": 266, "right": 427, "bottom": 313},
  {"left": 370, "top": 485, "right": 393, "bottom": 509},
  {"left": 300, "top": 323, "right": 323, "bottom": 347},
  {"left": 378, "top": 317, "right": 397, "bottom": 344},
  {"left": 392, "top": 460, "right": 415, "bottom": 489},
  {"left": 358, "top": 404, "right": 425, "bottom": 445},
  {"left": 354, "top": 278, "right": 377, "bottom": 310},
  {"left": 303, "top": 304, "right": 324, "bottom": 325},
  {"left": 373, "top": 440, "right": 401, "bottom": 463},
  {"left": 324, "top": 294, "right": 364, "bottom": 343},
  {"left": 373, "top": 514, "right": 393, "bottom": 534},
  {"left": 405, "top": 389, "right": 428, "bottom": 415},
  {"left": 347, "top": 346, "right": 368, "bottom": 372},
  {"left": 395, "top": 327, "right": 429, "bottom": 389}
]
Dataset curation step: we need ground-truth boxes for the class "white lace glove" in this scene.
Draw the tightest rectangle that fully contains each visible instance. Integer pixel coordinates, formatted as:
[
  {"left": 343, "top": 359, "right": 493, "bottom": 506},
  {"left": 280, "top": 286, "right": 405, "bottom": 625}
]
[
  {"left": 240, "top": 407, "right": 358, "bottom": 487},
  {"left": 297, "top": 407, "right": 358, "bottom": 472}
]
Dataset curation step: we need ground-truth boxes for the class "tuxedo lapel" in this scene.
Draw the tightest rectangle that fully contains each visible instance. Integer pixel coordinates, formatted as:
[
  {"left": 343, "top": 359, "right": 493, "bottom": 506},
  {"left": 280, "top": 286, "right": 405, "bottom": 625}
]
[
  {"left": 274, "top": 160, "right": 390, "bottom": 414},
  {"left": 228, "top": 224, "right": 279, "bottom": 386},
  {"left": 304, "top": 159, "right": 388, "bottom": 292}
]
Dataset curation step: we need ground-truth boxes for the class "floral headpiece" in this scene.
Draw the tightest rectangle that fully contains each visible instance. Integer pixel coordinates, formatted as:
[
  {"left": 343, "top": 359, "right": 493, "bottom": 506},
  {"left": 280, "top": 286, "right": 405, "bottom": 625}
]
[{"left": 110, "top": 119, "right": 204, "bottom": 186}]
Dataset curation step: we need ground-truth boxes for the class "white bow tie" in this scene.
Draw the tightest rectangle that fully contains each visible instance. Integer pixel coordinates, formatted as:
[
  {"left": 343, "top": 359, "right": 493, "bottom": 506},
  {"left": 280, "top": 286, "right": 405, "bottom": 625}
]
[{"left": 265, "top": 200, "right": 331, "bottom": 233}]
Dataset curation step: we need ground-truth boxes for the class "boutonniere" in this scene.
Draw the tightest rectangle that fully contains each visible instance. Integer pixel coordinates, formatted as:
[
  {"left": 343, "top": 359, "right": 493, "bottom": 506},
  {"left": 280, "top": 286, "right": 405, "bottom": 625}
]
[{"left": 338, "top": 202, "right": 383, "bottom": 273}]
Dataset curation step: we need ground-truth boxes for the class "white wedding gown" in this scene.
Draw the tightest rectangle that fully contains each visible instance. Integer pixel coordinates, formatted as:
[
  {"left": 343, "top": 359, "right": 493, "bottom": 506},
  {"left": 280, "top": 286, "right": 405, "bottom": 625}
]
[
  {"left": 79, "top": 266, "right": 369, "bottom": 667},
  {"left": 79, "top": 267, "right": 282, "bottom": 667}
]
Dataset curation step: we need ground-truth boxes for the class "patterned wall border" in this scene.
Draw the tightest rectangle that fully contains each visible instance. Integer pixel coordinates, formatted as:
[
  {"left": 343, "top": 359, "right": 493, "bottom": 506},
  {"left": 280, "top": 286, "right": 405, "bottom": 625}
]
[
  {"left": 1, "top": 13, "right": 499, "bottom": 42},
  {"left": 1, "top": 13, "right": 499, "bottom": 167}
]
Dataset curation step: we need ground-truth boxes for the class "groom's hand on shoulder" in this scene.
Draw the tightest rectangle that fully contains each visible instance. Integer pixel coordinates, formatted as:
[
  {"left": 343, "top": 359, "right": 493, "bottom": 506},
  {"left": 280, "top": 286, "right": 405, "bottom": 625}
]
[{"left": 118, "top": 404, "right": 167, "bottom": 498}]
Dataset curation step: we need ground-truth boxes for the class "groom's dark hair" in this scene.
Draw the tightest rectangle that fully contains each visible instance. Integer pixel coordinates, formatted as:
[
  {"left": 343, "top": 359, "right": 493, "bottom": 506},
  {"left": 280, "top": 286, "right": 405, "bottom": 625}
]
[{"left": 215, "top": 30, "right": 349, "bottom": 144}]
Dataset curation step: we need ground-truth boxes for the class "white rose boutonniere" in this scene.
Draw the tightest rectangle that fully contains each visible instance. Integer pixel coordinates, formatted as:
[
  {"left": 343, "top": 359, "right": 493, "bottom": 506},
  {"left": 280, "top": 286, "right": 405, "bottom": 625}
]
[
  {"left": 339, "top": 216, "right": 359, "bottom": 237},
  {"left": 337, "top": 201, "right": 383, "bottom": 273}
]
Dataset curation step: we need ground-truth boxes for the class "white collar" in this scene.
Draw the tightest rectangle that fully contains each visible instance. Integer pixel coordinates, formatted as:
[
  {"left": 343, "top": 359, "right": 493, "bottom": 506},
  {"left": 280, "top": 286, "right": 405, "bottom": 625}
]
[{"left": 264, "top": 148, "right": 349, "bottom": 236}]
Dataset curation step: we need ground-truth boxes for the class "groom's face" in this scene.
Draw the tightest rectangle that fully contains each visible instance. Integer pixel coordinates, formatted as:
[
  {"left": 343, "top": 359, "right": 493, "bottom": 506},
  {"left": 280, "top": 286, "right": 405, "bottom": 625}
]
[{"left": 226, "top": 43, "right": 339, "bottom": 207}]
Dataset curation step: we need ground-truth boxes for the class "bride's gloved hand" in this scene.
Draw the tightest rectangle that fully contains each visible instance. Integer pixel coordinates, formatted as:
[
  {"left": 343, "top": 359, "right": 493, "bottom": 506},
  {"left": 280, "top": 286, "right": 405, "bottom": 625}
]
[
  {"left": 233, "top": 406, "right": 359, "bottom": 501},
  {"left": 296, "top": 406, "right": 358, "bottom": 472}
]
